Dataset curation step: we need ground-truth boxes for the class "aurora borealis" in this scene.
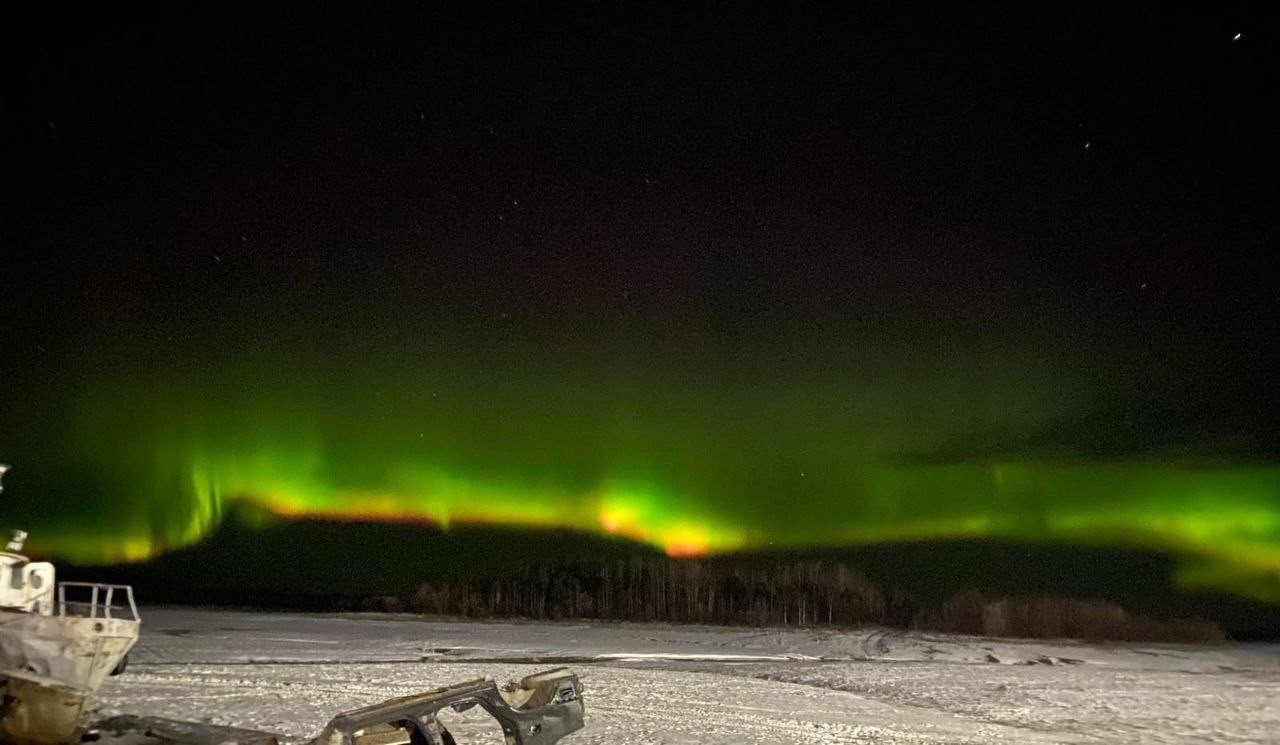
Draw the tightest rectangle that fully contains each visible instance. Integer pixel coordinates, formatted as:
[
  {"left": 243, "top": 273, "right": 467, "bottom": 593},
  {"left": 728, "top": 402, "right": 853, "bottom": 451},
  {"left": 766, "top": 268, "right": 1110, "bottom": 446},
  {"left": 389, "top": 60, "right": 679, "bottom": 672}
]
[
  {"left": 5, "top": 6, "right": 1279, "bottom": 611},
  {"left": 4, "top": 341, "right": 1279, "bottom": 604}
]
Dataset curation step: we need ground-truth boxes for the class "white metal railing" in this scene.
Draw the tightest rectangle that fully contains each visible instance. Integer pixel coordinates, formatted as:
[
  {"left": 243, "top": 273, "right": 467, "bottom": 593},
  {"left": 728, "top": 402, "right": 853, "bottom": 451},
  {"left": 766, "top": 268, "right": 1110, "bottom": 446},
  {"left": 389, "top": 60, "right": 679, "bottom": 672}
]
[{"left": 56, "top": 582, "right": 139, "bottom": 621}]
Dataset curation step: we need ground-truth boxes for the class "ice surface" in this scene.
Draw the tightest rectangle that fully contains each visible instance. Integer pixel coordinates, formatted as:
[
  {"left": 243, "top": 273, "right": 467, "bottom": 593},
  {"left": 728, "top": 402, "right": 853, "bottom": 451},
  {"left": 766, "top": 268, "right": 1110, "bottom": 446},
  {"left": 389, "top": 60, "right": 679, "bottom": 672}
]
[{"left": 95, "top": 608, "right": 1280, "bottom": 744}]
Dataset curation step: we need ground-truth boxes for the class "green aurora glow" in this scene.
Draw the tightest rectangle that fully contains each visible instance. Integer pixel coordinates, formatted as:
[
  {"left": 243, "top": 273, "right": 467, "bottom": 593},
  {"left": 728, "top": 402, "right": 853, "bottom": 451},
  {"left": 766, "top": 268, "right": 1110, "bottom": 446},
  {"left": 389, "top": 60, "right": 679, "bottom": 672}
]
[{"left": 3, "top": 347, "right": 1278, "bottom": 604}]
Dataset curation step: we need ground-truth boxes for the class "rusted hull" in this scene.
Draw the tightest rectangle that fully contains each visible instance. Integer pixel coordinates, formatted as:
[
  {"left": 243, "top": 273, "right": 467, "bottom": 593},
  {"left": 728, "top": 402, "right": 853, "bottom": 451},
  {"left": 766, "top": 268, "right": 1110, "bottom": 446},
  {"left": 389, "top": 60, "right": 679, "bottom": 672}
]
[
  {"left": 0, "top": 676, "right": 91, "bottom": 745},
  {"left": 0, "top": 612, "right": 138, "bottom": 743}
]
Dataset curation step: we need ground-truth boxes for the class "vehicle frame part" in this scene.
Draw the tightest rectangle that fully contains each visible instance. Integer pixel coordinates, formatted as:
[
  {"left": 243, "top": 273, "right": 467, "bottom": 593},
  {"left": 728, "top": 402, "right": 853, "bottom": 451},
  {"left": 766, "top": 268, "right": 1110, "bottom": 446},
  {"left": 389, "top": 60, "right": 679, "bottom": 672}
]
[{"left": 311, "top": 668, "right": 584, "bottom": 745}]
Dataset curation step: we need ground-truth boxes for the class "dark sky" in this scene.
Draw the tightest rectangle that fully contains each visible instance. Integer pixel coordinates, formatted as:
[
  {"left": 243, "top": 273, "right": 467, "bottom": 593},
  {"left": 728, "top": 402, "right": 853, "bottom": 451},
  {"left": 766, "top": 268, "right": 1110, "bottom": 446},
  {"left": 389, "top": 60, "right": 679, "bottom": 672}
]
[
  {"left": 9, "top": 4, "right": 1277, "bottom": 408},
  {"left": 2, "top": 4, "right": 1279, "bottom": 600}
]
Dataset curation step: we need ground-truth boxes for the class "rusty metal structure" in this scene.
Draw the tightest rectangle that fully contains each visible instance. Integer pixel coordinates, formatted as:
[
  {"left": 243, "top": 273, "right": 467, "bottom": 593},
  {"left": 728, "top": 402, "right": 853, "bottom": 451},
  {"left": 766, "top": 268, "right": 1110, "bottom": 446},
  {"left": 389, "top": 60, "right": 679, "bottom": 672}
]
[{"left": 310, "top": 668, "right": 585, "bottom": 745}]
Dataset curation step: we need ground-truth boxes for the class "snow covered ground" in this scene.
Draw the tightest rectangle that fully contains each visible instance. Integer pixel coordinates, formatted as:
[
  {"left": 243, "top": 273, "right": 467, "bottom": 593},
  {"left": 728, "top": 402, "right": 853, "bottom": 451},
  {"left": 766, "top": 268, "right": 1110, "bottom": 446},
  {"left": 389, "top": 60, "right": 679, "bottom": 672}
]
[{"left": 96, "top": 608, "right": 1280, "bottom": 744}]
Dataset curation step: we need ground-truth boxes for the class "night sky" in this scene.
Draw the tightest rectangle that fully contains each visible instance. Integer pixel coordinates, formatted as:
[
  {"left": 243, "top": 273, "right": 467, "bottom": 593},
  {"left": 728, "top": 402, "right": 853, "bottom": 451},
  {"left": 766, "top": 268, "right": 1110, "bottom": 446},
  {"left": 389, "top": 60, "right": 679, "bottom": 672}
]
[{"left": 3, "top": 6, "right": 1279, "bottom": 603}]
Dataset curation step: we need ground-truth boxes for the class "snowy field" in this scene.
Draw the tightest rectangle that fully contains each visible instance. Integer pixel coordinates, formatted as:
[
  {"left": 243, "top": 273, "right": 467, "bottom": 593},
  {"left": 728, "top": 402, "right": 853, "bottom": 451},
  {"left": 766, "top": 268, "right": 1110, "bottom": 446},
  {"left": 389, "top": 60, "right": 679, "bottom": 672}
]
[{"left": 96, "top": 608, "right": 1280, "bottom": 744}]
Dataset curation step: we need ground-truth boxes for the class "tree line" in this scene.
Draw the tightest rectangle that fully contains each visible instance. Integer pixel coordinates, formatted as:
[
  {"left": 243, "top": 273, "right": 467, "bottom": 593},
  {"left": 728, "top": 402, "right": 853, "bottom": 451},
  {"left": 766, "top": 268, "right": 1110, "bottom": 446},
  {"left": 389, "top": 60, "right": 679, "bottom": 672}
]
[{"left": 353, "top": 556, "right": 1223, "bottom": 643}]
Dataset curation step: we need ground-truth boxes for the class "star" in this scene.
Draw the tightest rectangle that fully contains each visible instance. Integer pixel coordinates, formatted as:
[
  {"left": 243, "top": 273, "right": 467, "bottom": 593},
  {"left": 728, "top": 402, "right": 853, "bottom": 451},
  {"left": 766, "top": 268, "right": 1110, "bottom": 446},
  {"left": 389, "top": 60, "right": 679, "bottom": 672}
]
[{"left": 1233, "top": 32, "right": 1242, "bottom": 41}]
